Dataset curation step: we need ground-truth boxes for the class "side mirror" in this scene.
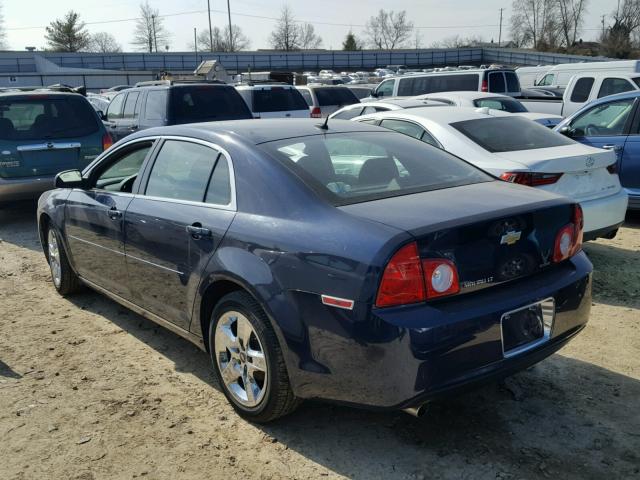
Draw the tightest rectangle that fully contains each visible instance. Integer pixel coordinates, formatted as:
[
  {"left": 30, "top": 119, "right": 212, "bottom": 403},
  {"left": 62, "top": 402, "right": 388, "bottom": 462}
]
[
  {"left": 370, "top": 90, "right": 379, "bottom": 98},
  {"left": 558, "top": 126, "right": 574, "bottom": 137},
  {"left": 97, "top": 110, "right": 106, "bottom": 121},
  {"left": 55, "top": 169, "right": 85, "bottom": 189}
]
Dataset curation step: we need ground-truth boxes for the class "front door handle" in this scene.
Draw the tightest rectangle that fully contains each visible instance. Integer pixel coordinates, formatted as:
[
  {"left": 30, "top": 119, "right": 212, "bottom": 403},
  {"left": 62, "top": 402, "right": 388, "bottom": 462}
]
[
  {"left": 186, "top": 223, "right": 212, "bottom": 239},
  {"left": 602, "top": 144, "right": 622, "bottom": 151},
  {"left": 107, "top": 208, "right": 122, "bottom": 220}
]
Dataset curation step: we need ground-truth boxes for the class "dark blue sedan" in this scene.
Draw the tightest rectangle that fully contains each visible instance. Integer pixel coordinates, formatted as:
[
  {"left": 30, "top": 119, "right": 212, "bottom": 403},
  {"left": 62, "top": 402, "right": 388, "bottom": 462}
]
[{"left": 37, "top": 119, "right": 592, "bottom": 422}]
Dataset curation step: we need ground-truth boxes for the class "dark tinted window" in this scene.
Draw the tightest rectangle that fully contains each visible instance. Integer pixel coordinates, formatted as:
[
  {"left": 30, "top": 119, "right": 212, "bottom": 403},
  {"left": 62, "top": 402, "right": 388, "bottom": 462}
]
[
  {"left": 452, "top": 116, "right": 575, "bottom": 152},
  {"left": 144, "top": 90, "right": 168, "bottom": 120},
  {"left": 96, "top": 145, "right": 151, "bottom": 190},
  {"left": 169, "top": 86, "right": 251, "bottom": 123},
  {"left": 375, "top": 79, "right": 395, "bottom": 98},
  {"left": 333, "top": 107, "right": 364, "bottom": 119},
  {"left": 253, "top": 87, "right": 309, "bottom": 112},
  {"left": 570, "top": 77, "right": 594, "bottom": 103},
  {"left": 313, "top": 87, "right": 359, "bottom": 107},
  {"left": 633, "top": 77, "right": 640, "bottom": 88},
  {"left": 205, "top": 156, "right": 232, "bottom": 205},
  {"left": 398, "top": 74, "right": 479, "bottom": 96},
  {"left": 505, "top": 72, "right": 520, "bottom": 92},
  {"left": 123, "top": 92, "right": 140, "bottom": 118},
  {"left": 379, "top": 119, "right": 424, "bottom": 139},
  {"left": 260, "top": 132, "right": 490, "bottom": 205},
  {"left": 146, "top": 140, "right": 218, "bottom": 202},
  {"left": 488, "top": 72, "right": 506, "bottom": 93},
  {"left": 106, "top": 93, "right": 125, "bottom": 120},
  {"left": 597, "top": 78, "right": 635, "bottom": 98},
  {"left": 0, "top": 96, "right": 99, "bottom": 140},
  {"left": 473, "top": 97, "right": 527, "bottom": 113}
]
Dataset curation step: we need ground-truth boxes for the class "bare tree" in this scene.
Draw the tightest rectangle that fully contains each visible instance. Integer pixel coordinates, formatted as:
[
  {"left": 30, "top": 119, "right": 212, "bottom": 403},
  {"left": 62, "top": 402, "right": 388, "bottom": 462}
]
[
  {"left": 364, "top": 9, "right": 414, "bottom": 49},
  {"left": 192, "top": 25, "right": 249, "bottom": 52},
  {"left": 557, "top": 0, "right": 588, "bottom": 48},
  {"left": 131, "top": 1, "right": 170, "bottom": 52},
  {"left": 88, "top": 32, "right": 122, "bottom": 53},
  {"left": 0, "top": 2, "right": 7, "bottom": 50},
  {"left": 431, "top": 34, "right": 485, "bottom": 48},
  {"left": 269, "top": 5, "right": 301, "bottom": 51},
  {"left": 299, "top": 23, "right": 322, "bottom": 49},
  {"left": 509, "top": 0, "right": 560, "bottom": 50},
  {"left": 45, "top": 11, "right": 91, "bottom": 52},
  {"left": 602, "top": 0, "right": 640, "bottom": 57}
]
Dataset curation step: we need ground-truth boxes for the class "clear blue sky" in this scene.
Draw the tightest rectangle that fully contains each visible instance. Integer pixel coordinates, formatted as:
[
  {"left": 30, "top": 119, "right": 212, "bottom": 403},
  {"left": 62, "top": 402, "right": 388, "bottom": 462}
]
[{"left": 2, "top": 0, "right": 613, "bottom": 51}]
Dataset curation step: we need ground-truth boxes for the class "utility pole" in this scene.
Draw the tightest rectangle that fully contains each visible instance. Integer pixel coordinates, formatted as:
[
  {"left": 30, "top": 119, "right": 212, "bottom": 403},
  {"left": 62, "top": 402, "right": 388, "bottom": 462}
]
[
  {"left": 151, "top": 14, "right": 158, "bottom": 53},
  {"left": 227, "top": 0, "right": 233, "bottom": 52},
  {"left": 194, "top": 27, "right": 198, "bottom": 65},
  {"left": 498, "top": 8, "right": 504, "bottom": 47},
  {"left": 207, "top": 0, "right": 214, "bottom": 52},
  {"left": 601, "top": 15, "right": 606, "bottom": 39}
]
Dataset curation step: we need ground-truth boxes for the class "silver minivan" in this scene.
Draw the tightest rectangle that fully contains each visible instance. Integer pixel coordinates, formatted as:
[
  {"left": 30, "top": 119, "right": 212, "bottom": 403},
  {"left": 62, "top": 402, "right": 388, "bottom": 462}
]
[
  {"left": 235, "top": 84, "right": 310, "bottom": 119},
  {"left": 370, "top": 69, "right": 521, "bottom": 99}
]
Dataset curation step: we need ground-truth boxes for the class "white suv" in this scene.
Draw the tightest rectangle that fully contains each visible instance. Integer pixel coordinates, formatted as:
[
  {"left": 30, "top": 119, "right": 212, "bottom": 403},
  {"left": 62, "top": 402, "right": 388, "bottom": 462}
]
[{"left": 235, "top": 84, "right": 310, "bottom": 119}]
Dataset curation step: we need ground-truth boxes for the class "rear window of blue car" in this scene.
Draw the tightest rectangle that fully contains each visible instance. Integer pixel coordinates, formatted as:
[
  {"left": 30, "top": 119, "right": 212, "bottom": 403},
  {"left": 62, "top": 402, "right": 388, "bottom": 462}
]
[
  {"left": 260, "top": 132, "right": 491, "bottom": 205},
  {"left": 0, "top": 95, "right": 99, "bottom": 141}
]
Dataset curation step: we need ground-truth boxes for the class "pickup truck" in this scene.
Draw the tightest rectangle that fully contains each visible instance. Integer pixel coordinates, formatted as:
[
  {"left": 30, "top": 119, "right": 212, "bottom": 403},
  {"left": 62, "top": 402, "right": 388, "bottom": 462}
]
[{"left": 520, "top": 72, "right": 640, "bottom": 118}]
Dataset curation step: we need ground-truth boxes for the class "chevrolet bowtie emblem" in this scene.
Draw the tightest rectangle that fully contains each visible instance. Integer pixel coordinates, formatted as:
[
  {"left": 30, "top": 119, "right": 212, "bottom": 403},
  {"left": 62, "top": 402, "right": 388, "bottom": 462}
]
[{"left": 500, "top": 230, "right": 522, "bottom": 246}]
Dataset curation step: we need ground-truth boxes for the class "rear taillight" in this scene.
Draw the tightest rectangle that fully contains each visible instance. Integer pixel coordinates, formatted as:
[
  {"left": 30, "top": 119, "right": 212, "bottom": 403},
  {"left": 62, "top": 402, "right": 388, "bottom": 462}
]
[
  {"left": 375, "top": 243, "right": 425, "bottom": 308},
  {"left": 481, "top": 79, "right": 488, "bottom": 92},
  {"left": 102, "top": 132, "right": 113, "bottom": 151},
  {"left": 375, "top": 242, "right": 461, "bottom": 308},
  {"left": 310, "top": 107, "right": 322, "bottom": 118},
  {"left": 423, "top": 259, "right": 460, "bottom": 299},
  {"left": 500, "top": 172, "right": 563, "bottom": 187},
  {"left": 553, "top": 204, "right": 583, "bottom": 263}
]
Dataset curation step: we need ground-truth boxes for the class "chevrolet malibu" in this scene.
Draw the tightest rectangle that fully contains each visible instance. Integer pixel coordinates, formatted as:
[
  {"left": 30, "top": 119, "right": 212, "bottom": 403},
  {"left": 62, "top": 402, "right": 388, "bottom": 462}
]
[{"left": 37, "top": 120, "right": 592, "bottom": 422}]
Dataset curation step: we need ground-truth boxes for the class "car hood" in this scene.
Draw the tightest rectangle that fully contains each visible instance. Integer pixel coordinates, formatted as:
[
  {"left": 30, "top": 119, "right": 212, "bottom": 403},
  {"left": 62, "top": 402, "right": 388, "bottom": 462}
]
[
  {"left": 492, "top": 143, "right": 616, "bottom": 173},
  {"left": 339, "top": 180, "right": 567, "bottom": 237}
]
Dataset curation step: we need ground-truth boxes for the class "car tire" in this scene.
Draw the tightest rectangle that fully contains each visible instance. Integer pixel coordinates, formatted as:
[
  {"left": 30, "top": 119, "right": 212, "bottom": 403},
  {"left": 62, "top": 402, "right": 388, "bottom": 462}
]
[
  {"left": 209, "top": 291, "right": 300, "bottom": 423},
  {"left": 46, "top": 226, "right": 81, "bottom": 296}
]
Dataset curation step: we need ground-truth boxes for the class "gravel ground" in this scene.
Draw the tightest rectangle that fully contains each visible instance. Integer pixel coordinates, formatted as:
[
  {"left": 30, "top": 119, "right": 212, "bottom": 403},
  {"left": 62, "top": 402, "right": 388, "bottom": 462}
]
[{"left": 1, "top": 203, "right": 639, "bottom": 480}]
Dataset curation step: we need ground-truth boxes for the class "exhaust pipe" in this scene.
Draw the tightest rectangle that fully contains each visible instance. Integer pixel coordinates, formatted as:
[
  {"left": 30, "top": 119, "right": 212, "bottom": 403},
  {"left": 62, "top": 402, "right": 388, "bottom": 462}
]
[{"left": 402, "top": 403, "right": 428, "bottom": 418}]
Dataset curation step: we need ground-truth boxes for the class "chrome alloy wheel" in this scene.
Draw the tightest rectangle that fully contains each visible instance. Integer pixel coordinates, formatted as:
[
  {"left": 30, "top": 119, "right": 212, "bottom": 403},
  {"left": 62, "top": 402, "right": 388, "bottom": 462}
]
[
  {"left": 215, "top": 311, "right": 268, "bottom": 407},
  {"left": 47, "top": 230, "right": 62, "bottom": 288}
]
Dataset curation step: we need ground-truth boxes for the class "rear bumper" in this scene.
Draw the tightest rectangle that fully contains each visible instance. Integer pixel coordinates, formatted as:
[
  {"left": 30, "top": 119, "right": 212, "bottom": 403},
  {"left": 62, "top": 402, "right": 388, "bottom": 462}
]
[
  {"left": 0, "top": 176, "right": 55, "bottom": 203},
  {"left": 291, "top": 252, "right": 593, "bottom": 409},
  {"left": 580, "top": 188, "right": 628, "bottom": 237}
]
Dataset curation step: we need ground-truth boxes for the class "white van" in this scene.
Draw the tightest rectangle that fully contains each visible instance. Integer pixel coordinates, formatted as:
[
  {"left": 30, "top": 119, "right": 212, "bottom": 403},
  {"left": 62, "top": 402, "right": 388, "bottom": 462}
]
[
  {"left": 369, "top": 68, "right": 521, "bottom": 99},
  {"left": 536, "top": 60, "right": 640, "bottom": 88},
  {"left": 515, "top": 65, "right": 552, "bottom": 88}
]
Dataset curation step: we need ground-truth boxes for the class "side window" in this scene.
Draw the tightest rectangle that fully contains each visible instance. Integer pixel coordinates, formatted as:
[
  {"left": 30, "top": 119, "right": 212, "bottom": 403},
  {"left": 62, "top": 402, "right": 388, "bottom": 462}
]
[
  {"left": 420, "top": 130, "right": 440, "bottom": 148},
  {"left": 95, "top": 144, "right": 152, "bottom": 191},
  {"left": 145, "top": 140, "right": 218, "bottom": 202},
  {"left": 123, "top": 92, "right": 140, "bottom": 119},
  {"left": 570, "top": 77, "right": 594, "bottom": 103},
  {"left": 144, "top": 90, "right": 168, "bottom": 120},
  {"left": 376, "top": 79, "right": 395, "bottom": 98},
  {"left": 333, "top": 107, "right": 364, "bottom": 120},
  {"left": 570, "top": 99, "right": 635, "bottom": 137},
  {"left": 205, "top": 156, "right": 232, "bottom": 205},
  {"left": 598, "top": 78, "right": 635, "bottom": 99},
  {"left": 379, "top": 119, "right": 424, "bottom": 139},
  {"left": 106, "top": 93, "right": 125, "bottom": 121},
  {"left": 488, "top": 72, "right": 506, "bottom": 93},
  {"left": 505, "top": 72, "right": 520, "bottom": 92},
  {"left": 538, "top": 74, "right": 554, "bottom": 86}
]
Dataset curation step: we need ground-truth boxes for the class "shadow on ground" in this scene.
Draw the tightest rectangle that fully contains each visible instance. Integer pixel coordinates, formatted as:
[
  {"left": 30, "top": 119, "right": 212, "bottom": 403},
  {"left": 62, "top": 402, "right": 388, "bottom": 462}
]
[{"left": 0, "top": 202, "right": 41, "bottom": 253}]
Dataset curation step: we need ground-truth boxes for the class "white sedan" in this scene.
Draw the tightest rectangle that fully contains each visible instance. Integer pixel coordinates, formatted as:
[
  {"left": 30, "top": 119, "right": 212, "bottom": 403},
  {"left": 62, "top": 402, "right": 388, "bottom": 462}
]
[
  {"left": 412, "top": 91, "right": 563, "bottom": 128},
  {"left": 329, "top": 98, "right": 446, "bottom": 120},
  {"left": 353, "top": 107, "right": 628, "bottom": 240}
]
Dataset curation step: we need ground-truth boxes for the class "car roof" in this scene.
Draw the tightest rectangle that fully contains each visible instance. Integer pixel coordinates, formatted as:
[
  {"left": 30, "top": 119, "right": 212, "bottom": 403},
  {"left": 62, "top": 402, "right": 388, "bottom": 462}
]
[
  {"left": 0, "top": 90, "right": 86, "bottom": 99},
  {"left": 235, "top": 83, "right": 296, "bottom": 89},
  {"left": 416, "top": 91, "right": 511, "bottom": 101},
  {"left": 356, "top": 106, "right": 512, "bottom": 124},
  {"left": 576, "top": 89, "right": 640, "bottom": 107},
  {"left": 128, "top": 118, "right": 386, "bottom": 145},
  {"left": 383, "top": 68, "right": 512, "bottom": 80}
]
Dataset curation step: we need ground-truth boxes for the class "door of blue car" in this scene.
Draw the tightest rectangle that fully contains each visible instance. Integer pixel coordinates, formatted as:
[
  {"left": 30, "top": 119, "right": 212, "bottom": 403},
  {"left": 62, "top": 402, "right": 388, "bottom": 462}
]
[
  {"left": 123, "top": 138, "right": 235, "bottom": 330},
  {"left": 64, "top": 140, "right": 155, "bottom": 298},
  {"left": 621, "top": 106, "right": 640, "bottom": 202},
  {"left": 567, "top": 97, "right": 638, "bottom": 169}
]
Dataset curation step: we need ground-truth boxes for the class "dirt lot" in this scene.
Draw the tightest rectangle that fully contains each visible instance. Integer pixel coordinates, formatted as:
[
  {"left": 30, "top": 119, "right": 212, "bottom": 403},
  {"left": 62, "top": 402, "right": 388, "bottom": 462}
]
[{"left": 0, "top": 203, "right": 639, "bottom": 480}]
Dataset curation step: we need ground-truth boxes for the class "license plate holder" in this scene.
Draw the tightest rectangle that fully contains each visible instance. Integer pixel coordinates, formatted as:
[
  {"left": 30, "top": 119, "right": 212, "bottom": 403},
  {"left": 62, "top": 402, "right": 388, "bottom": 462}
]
[{"left": 501, "top": 298, "right": 555, "bottom": 358}]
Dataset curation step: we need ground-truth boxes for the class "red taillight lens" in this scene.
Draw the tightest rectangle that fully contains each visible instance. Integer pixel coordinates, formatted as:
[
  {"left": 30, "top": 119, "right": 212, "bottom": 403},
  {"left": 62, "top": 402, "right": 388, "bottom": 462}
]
[
  {"left": 481, "top": 79, "right": 488, "bottom": 92},
  {"left": 375, "top": 242, "right": 426, "bottom": 308},
  {"left": 500, "top": 172, "right": 563, "bottom": 187},
  {"left": 423, "top": 259, "right": 460, "bottom": 299},
  {"left": 553, "top": 204, "right": 584, "bottom": 263},
  {"left": 102, "top": 132, "right": 113, "bottom": 151},
  {"left": 310, "top": 107, "right": 322, "bottom": 118}
]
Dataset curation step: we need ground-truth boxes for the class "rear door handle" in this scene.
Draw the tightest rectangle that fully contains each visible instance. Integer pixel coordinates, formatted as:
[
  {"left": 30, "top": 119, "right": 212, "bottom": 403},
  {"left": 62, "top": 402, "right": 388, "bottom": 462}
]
[
  {"left": 186, "top": 224, "right": 212, "bottom": 238},
  {"left": 107, "top": 208, "right": 122, "bottom": 219},
  {"left": 602, "top": 144, "right": 622, "bottom": 151}
]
